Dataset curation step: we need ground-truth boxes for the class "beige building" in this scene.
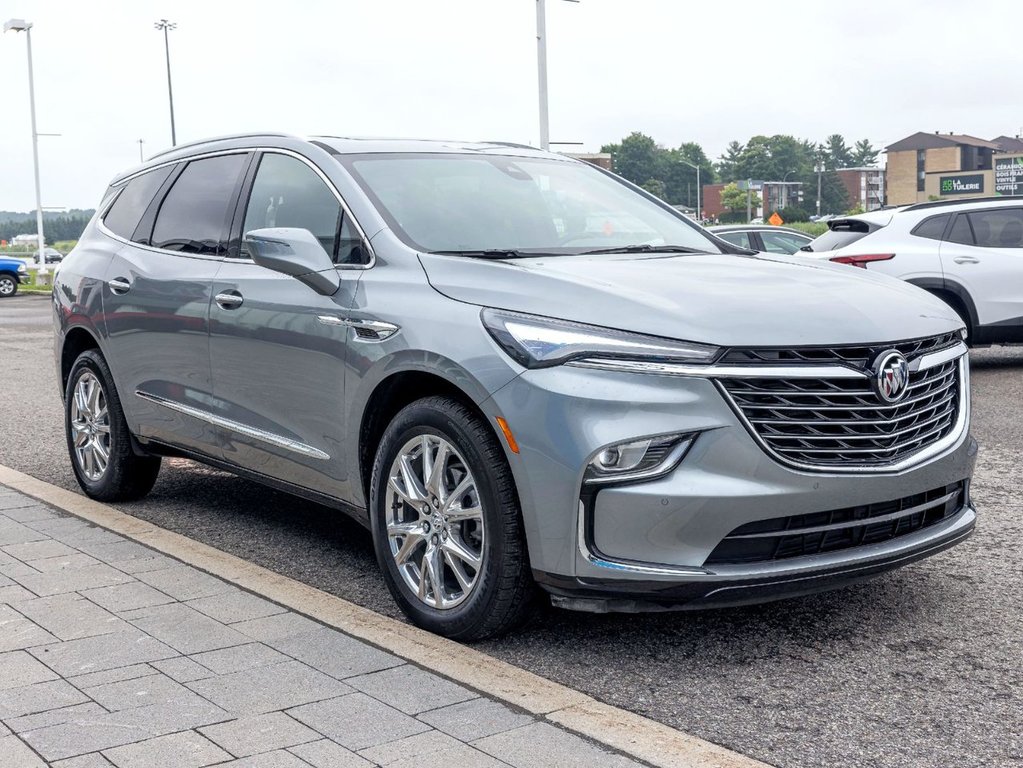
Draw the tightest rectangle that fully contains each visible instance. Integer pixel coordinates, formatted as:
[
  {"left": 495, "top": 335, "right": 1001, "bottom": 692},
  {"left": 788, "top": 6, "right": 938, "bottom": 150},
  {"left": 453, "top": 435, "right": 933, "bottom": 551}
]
[{"left": 885, "top": 132, "right": 1003, "bottom": 205}]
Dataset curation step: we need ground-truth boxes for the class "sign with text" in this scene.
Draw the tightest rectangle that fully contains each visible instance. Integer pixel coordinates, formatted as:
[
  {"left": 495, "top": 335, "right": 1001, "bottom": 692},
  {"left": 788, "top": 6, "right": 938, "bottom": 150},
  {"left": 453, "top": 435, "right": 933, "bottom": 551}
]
[
  {"left": 939, "top": 174, "right": 985, "bottom": 196},
  {"left": 995, "top": 156, "right": 1023, "bottom": 196}
]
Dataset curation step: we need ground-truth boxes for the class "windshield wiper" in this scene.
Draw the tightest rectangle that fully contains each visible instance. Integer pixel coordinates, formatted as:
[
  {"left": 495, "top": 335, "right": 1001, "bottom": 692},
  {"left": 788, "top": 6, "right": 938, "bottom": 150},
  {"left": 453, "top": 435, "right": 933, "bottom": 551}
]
[
  {"left": 432, "top": 249, "right": 537, "bottom": 259},
  {"left": 577, "top": 244, "right": 706, "bottom": 255}
]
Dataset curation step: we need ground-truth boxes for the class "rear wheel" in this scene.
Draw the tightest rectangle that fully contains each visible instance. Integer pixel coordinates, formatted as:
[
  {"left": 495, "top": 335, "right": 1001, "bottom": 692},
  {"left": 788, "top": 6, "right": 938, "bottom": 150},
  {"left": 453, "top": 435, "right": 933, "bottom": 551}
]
[
  {"left": 370, "top": 396, "right": 535, "bottom": 641},
  {"left": 0, "top": 273, "right": 18, "bottom": 298},
  {"left": 65, "top": 349, "right": 161, "bottom": 501}
]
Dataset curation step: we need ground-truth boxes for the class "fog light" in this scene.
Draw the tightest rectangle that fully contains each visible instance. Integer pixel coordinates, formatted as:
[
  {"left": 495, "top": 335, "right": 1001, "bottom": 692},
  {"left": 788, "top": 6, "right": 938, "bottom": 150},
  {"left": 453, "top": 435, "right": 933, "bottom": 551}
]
[{"left": 584, "top": 433, "right": 694, "bottom": 485}]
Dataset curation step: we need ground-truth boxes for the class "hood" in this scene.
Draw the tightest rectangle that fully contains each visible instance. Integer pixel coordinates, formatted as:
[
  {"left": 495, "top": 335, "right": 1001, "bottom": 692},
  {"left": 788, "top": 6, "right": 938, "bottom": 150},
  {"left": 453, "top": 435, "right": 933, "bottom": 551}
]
[{"left": 419, "top": 251, "right": 961, "bottom": 347}]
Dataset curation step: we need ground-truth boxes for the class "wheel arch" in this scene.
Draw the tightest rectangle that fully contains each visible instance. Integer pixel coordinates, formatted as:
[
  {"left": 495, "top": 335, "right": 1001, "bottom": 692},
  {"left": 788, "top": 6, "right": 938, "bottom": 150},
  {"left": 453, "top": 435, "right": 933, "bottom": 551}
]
[
  {"left": 906, "top": 277, "right": 978, "bottom": 335},
  {"left": 60, "top": 325, "right": 103, "bottom": 395},
  {"left": 356, "top": 367, "right": 512, "bottom": 509}
]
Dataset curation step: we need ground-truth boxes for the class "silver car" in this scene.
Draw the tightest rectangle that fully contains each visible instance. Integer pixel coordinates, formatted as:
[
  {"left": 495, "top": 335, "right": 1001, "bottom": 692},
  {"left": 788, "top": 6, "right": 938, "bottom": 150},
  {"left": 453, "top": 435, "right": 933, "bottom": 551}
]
[{"left": 54, "top": 134, "right": 977, "bottom": 639}]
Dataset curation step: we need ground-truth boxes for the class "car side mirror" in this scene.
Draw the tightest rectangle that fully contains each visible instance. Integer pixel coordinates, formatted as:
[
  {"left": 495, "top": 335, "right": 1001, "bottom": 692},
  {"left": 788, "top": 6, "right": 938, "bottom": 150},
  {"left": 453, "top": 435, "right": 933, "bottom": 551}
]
[{"left": 244, "top": 228, "right": 340, "bottom": 296}]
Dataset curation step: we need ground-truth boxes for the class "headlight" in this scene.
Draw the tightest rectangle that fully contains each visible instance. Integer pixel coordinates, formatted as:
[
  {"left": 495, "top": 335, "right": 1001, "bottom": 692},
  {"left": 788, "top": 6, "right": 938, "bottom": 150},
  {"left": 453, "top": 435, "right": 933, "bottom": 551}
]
[
  {"left": 584, "top": 433, "right": 695, "bottom": 485},
  {"left": 481, "top": 308, "right": 719, "bottom": 370},
  {"left": 17, "top": 263, "right": 28, "bottom": 273}
]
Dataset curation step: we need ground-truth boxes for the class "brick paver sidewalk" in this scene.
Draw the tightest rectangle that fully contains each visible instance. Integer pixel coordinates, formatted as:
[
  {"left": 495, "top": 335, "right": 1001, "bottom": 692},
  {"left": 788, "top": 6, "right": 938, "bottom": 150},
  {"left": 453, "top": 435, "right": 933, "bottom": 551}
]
[{"left": 0, "top": 485, "right": 643, "bottom": 768}]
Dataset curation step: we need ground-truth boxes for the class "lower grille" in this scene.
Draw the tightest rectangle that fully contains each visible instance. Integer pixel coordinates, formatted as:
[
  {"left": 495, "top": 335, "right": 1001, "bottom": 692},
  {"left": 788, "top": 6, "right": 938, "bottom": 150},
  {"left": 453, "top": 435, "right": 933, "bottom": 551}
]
[{"left": 704, "top": 482, "right": 966, "bottom": 565}]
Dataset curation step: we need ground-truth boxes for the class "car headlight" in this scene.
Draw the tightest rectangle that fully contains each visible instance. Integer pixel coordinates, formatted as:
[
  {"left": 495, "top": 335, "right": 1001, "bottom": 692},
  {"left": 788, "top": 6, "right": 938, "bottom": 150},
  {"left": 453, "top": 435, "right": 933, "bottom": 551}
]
[
  {"left": 584, "top": 432, "right": 695, "bottom": 485},
  {"left": 17, "top": 263, "right": 28, "bottom": 273},
  {"left": 481, "top": 308, "right": 719, "bottom": 370}
]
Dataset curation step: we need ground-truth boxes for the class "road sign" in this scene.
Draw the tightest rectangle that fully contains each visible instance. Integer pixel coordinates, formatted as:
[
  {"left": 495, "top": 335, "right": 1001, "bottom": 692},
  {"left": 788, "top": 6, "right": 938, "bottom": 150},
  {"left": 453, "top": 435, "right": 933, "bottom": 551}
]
[{"left": 768, "top": 212, "right": 784, "bottom": 226}]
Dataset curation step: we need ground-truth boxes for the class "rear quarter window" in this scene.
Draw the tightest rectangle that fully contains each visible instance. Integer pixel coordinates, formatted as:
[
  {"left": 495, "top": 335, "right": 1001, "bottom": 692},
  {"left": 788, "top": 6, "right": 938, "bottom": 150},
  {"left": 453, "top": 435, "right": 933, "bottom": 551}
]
[
  {"left": 910, "top": 214, "right": 950, "bottom": 241},
  {"left": 102, "top": 166, "right": 174, "bottom": 240}
]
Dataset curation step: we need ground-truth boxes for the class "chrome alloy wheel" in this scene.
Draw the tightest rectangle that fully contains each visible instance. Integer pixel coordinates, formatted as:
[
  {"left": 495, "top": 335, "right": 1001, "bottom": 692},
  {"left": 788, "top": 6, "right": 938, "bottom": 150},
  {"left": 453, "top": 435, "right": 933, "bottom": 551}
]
[
  {"left": 385, "top": 434, "right": 485, "bottom": 610},
  {"left": 0, "top": 276, "right": 16, "bottom": 296},
  {"left": 70, "top": 371, "right": 111, "bottom": 481}
]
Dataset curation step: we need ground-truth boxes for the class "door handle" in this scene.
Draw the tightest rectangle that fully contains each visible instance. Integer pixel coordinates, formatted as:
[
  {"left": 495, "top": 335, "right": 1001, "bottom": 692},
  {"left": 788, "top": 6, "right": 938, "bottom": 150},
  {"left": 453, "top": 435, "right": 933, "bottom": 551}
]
[
  {"left": 953, "top": 256, "right": 980, "bottom": 265},
  {"left": 108, "top": 277, "right": 131, "bottom": 294},
  {"left": 215, "top": 291, "right": 244, "bottom": 309}
]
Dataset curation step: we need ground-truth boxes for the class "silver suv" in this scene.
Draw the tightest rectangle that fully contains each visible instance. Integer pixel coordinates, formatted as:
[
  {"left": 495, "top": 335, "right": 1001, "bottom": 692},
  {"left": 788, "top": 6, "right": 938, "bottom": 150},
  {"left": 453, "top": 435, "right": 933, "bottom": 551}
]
[{"left": 54, "top": 134, "right": 977, "bottom": 639}]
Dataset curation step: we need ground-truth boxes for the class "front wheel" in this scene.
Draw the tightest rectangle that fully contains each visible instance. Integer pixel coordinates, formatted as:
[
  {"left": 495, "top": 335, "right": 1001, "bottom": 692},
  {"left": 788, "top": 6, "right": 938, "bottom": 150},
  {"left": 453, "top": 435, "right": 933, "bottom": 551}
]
[
  {"left": 0, "top": 273, "right": 18, "bottom": 298},
  {"left": 370, "top": 396, "right": 535, "bottom": 641},
  {"left": 65, "top": 349, "right": 161, "bottom": 501}
]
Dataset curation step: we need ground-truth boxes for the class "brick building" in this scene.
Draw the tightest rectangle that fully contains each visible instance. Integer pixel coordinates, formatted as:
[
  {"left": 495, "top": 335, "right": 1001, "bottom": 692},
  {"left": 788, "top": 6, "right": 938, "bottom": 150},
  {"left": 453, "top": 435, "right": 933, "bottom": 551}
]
[
  {"left": 885, "top": 132, "right": 1001, "bottom": 205},
  {"left": 834, "top": 167, "right": 885, "bottom": 212}
]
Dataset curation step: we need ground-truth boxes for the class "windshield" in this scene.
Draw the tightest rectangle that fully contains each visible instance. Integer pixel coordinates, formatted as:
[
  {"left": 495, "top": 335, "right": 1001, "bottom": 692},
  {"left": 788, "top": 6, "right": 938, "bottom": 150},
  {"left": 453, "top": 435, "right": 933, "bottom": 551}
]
[{"left": 340, "top": 153, "right": 720, "bottom": 256}]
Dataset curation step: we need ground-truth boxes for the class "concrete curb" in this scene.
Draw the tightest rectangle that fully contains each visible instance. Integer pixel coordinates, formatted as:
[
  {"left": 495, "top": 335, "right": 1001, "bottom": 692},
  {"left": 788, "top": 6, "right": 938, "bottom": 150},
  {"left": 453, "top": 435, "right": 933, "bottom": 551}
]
[{"left": 0, "top": 463, "right": 773, "bottom": 768}]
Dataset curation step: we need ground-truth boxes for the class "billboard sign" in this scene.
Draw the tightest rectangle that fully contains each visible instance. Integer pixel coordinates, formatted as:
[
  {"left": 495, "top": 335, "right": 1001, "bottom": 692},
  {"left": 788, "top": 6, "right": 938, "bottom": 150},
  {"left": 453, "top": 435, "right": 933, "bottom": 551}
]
[
  {"left": 995, "top": 156, "right": 1023, "bottom": 196},
  {"left": 939, "top": 174, "right": 984, "bottom": 196}
]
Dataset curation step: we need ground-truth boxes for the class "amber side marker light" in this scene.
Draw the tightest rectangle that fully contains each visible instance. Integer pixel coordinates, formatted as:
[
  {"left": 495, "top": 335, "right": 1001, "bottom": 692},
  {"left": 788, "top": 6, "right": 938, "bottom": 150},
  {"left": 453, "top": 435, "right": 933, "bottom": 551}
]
[{"left": 495, "top": 417, "right": 520, "bottom": 454}]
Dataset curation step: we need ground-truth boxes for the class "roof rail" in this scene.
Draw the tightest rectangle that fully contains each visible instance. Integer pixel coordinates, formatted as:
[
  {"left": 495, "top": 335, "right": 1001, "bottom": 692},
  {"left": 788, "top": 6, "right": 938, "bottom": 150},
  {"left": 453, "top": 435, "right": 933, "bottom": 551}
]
[
  {"left": 903, "top": 196, "right": 1017, "bottom": 212},
  {"left": 482, "top": 141, "right": 540, "bottom": 150},
  {"left": 146, "top": 132, "right": 299, "bottom": 160}
]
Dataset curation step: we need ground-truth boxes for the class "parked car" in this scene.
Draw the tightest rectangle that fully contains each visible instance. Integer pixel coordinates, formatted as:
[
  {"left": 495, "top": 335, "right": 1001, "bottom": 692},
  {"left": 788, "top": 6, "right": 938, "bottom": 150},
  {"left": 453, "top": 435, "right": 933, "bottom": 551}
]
[
  {"left": 43, "top": 247, "right": 64, "bottom": 264},
  {"left": 54, "top": 134, "right": 976, "bottom": 639},
  {"left": 800, "top": 198, "right": 1023, "bottom": 345},
  {"left": 0, "top": 256, "right": 30, "bottom": 297},
  {"left": 708, "top": 225, "right": 814, "bottom": 254}
]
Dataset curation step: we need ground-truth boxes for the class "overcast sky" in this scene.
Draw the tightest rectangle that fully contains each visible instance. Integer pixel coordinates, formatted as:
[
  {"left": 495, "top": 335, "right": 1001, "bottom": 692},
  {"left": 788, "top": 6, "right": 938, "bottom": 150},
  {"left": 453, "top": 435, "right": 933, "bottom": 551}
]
[{"left": 0, "top": 0, "right": 1019, "bottom": 211}]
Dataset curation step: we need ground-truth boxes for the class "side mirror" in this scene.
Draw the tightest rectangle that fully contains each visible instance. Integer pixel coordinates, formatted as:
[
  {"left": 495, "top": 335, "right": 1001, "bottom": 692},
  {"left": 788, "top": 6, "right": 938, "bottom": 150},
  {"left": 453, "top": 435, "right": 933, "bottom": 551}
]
[{"left": 244, "top": 228, "right": 340, "bottom": 296}]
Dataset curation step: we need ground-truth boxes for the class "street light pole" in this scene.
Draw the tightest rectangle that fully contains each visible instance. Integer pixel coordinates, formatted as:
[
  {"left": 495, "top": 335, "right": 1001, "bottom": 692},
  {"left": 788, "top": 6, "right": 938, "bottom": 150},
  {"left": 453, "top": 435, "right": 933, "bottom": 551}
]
[
  {"left": 4, "top": 18, "right": 46, "bottom": 276},
  {"left": 138, "top": 139, "right": 145, "bottom": 162},
  {"left": 816, "top": 161, "right": 824, "bottom": 218},
  {"left": 678, "top": 156, "right": 702, "bottom": 223},
  {"left": 535, "top": 0, "right": 578, "bottom": 151},
  {"left": 155, "top": 19, "right": 177, "bottom": 146}
]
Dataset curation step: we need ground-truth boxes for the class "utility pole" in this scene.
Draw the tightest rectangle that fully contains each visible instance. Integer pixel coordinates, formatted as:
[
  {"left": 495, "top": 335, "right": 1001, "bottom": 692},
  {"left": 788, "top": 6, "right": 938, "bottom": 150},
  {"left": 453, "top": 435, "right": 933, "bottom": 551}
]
[
  {"left": 746, "top": 178, "right": 752, "bottom": 224},
  {"left": 535, "top": 0, "right": 578, "bottom": 151},
  {"left": 816, "top": 161, "right": 824, "bottom": 218},
  {"left": 137, "top": 139, "right": 145, "bottom": 162},
  {"left": 4, "top": 19, "right": 47, "bottom": 277},
  {"left": 678, "top": 157, "right": 702, "bottom": 223},
  {"left": 155, "top": 19, "right": 177, "bottom": 146}
]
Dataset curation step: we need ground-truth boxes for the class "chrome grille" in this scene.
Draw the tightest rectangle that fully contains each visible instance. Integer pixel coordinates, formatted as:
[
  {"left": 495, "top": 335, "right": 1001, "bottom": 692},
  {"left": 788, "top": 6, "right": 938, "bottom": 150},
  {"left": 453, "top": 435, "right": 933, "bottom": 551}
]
[
  {"left": 719, "top": 343, "right": 964, "bottom": 468},
  {"left": 719, "top": 332, "right": 961, "bottom": 368}
]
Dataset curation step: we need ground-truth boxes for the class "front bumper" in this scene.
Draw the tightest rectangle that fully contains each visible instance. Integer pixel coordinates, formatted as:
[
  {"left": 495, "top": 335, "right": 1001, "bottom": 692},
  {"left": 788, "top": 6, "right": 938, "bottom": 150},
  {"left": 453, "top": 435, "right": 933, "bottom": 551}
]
[
  {"left": 485, "top": 361, "right": 977, "bottom": 610},
  {"left": 18, "top": 273, "right": 30, "bottom": 284}
]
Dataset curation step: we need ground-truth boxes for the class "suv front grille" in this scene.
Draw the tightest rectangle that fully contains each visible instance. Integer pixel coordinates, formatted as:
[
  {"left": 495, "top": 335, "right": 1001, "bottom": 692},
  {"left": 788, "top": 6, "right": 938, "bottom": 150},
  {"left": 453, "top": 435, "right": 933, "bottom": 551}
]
[
  {"left": 705, "top": 482, "right": 965, "bottom": 565},
  {"left": 718, "top": 336, "right": 964, "bottom": 468},
  {"left": 719, "top": 332, "right": 960, "bottom": 368}
]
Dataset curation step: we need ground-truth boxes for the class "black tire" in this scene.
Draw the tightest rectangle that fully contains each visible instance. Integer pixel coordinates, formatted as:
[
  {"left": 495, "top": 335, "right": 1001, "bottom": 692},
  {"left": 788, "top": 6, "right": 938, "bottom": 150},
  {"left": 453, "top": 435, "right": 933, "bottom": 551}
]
[
  {"left": 0, "top": 273, "right": 18, "bottom": 298},
  {"left": 65, "top": 349, "right": 161, "bottom": 501},
  {"left": 370, "top": 396, "right": 536, "bottom": 641}
]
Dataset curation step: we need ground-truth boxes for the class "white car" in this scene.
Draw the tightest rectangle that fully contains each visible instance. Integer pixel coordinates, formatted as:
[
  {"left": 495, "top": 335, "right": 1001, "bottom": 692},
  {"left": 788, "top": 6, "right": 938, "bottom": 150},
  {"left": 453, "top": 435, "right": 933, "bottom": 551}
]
[{"left": 800, "top": 198, "right": 1023, "bottom": 345}]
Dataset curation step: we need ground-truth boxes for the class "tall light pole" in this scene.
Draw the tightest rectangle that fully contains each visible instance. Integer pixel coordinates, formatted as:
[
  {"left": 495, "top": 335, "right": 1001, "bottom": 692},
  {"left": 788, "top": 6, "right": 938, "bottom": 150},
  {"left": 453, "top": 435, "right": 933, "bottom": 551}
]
[
  {"left": 4, "top": 18, "right": 47, "bottom": 276},
  {"left": 138, "top": 139, "right": 145, "bottom": 162},
  {"left": 155, "top": 19, "right": 177, "bottom": 146},
  {"left": 678, "top": 157, "right": 702, "bottom": 223},
  {"left": 535, "top": 0, "right": 578, "bottom": 151},
  {"left": 815, "top": 161, "right": 825, "bottom": 218}
]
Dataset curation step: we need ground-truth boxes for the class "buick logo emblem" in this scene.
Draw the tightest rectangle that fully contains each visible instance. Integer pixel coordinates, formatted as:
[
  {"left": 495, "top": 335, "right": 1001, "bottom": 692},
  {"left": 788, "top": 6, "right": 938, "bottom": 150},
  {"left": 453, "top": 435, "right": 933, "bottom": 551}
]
[{"left": 872, "top": 351, "right": 910, "bottom": 403}]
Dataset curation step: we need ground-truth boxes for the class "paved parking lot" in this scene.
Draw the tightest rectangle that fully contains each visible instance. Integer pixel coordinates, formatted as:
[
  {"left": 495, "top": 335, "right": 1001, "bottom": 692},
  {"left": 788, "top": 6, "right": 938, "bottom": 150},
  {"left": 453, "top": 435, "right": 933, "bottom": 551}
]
[{"left": 1, "top": 293, "right": 1021, "bottom": 768}]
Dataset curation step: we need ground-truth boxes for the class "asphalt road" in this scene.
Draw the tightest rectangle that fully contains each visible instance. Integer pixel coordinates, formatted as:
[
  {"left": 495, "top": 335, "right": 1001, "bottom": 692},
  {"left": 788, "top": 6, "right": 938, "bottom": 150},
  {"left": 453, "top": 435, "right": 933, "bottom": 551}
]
[{"left": 1, "top": 292, "right": 1021, "bottom": 768}]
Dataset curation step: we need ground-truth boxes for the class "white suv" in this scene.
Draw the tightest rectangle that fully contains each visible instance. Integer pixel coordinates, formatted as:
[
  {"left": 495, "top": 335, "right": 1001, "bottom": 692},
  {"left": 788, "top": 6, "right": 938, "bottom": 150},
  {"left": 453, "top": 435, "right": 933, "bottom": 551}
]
[{"left": 800, "top": 198, "right": 1023, "bottom": 345}]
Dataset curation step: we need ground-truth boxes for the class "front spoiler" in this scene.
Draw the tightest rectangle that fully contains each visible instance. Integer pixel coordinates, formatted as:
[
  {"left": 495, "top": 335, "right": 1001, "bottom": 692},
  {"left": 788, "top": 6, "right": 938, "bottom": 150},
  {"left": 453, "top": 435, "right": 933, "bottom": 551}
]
[{"left": 537, "top": 504, "right": 976, "bottom": 613}]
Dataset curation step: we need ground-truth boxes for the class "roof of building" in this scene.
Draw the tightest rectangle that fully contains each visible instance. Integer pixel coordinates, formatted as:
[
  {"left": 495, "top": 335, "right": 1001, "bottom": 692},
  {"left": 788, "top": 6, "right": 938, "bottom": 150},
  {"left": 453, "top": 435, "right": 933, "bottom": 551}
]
[
  {"left": 992, "top": 135, "right": 1023, "bottom": 153},
  {"left": 885, "top": 132, "right": 1001, "bottom": 152}
]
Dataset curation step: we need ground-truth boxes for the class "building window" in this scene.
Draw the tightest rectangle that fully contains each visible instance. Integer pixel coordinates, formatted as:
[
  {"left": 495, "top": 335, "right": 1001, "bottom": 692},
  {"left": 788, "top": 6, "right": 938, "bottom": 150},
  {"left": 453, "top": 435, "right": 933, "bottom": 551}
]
[{"left": 917, "top": 150, "right": 926, "bottom": 192}]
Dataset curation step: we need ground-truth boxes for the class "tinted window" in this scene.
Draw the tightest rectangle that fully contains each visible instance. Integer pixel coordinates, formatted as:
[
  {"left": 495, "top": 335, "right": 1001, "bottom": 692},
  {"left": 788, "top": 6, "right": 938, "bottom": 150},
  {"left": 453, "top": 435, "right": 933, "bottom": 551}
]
[
  {"left": 716, "top": 231, "right": 751, "bottom": 249},
  {"left": 760, "top": 231, "right": 811, "bottom": 254},
  {"left": 947, "top": 215, "right": 974, "bottom": 246},
  {"left": 966, "top": 208, "right": 1023, "bottom": 248},
  {"left": 151, "top": 154, "right": 248, "bottom": 255},
  {"left": 242, "top": 153, "right": 350, "bottom": 260},
  {"left": 103, "top": 166, "right": 173, "bottom": 240},
  {"left": 911, "top": 214, "right": 950, "bottom": 241},
  {"left": 805, "top": 224, "right": 873, "bottom": 252}
]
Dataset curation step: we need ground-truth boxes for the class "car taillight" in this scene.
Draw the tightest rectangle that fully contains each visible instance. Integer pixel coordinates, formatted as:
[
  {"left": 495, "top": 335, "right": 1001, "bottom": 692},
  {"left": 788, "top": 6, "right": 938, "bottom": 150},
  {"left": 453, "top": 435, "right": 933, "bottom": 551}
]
[{"left": 829, "top": 253, "right": 895, "bottom": 269}]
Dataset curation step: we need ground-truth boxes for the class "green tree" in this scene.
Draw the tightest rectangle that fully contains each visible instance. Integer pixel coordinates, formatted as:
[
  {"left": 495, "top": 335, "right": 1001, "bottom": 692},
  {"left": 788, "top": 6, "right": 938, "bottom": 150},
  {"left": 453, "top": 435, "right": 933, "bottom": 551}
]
[
  {"left": 716, "top": 141, "right": 744, "bottom": 182},
  {"left": 800, "top": 170, "right": 850, "bottom": 216},
  {"left": 850, "top": 139, "right": 879, "bottom": 167},
  {"left": 720, "top": 182, "right": 761, "bottom": 216},
  {"left": 601, "top": 132, "right": 660, "bottom": 190},
  {"left": 662, "top": 143, "right": 715, "bottom": 208},
  {"left": 641, "top": 179, "right": 667, "bottom": 200},
  {"left": 824, "top": 134, "right": 853, "bottom": 170}
]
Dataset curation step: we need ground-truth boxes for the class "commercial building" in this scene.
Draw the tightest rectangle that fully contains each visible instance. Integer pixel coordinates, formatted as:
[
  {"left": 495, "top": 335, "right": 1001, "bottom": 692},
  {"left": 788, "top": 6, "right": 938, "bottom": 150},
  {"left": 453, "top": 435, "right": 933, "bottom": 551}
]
[{"left": 884, "top": 132, "right": 1023, "bottom": 205}]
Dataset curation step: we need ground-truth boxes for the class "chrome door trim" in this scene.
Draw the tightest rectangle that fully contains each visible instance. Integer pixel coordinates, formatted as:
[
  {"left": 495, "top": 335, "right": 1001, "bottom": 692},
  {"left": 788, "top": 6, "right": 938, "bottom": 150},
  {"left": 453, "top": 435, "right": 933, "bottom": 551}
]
[{"left": 135, "top": 390, "right": 330, "bottom": 461}]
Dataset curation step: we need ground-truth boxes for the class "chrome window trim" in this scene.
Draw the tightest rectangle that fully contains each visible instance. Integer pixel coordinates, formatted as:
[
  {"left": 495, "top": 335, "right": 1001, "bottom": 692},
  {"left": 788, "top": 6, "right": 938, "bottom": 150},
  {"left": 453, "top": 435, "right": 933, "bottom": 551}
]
[
  {"left": 135, "top": 390, "right": 330, "bottom": 461},
  {"left": 101, "top": 146, "right": 376, "bottom": 270},
  {"left": 716, "top": 355, "right": 970, "bottom": 475}
]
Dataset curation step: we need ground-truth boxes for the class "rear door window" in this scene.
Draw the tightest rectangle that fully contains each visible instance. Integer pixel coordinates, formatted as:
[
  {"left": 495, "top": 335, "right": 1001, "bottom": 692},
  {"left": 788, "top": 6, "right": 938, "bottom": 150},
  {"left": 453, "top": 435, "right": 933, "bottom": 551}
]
[
  {"left": 947, "top": 215, "right": 975, "bottom": 246},
  {"left": 716, "top": 231, "right": 751, "bottom": 249},
  {"left": 103, "top": 166, "right": 173, "bottom": 241},
  {"left": 760, "top": 231, "right": 811, "bottom": 254},
  {"left": 151, "top": 154, "right": 248, "bottom": 255},
  {"left": 965, "top": 208, "right": 1023, "bottom": 248}
]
